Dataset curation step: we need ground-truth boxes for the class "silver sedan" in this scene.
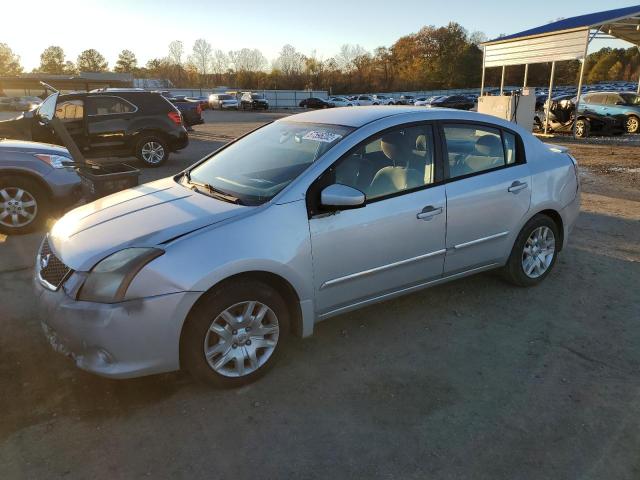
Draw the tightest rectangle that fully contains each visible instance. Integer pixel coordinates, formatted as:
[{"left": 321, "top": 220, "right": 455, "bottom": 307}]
[{"left": 34, "top": 107, "right": 580, "bottom": 387}]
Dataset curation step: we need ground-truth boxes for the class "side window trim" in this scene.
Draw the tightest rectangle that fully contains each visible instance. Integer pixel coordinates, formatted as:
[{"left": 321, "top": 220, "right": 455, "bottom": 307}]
[
  {"left": 86, "top": 95, "right": 138, "bottom": 116},
  {"left": 437, "top": 120, "right": 526, "bottom": 183}
]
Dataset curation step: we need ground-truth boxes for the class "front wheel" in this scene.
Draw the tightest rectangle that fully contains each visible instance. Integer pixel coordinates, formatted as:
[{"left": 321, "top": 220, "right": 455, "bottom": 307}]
[
  {"left": 575, "top": 119, "right": 589, "bottom": 138},
  {"left": 136, "top": 135, "right": 169, "bottom": 167},
  {"left": 0, "top": 176, "right": 49, "bottom": 235},
  {"left": 181, "top": 280, "right": 289, "bottom": 387},
  {"left": 502, "top": 214, "right": 560, "bottom": 287},
  {"left": 626, "top": 115, "right": 639, "bottom": 134}
]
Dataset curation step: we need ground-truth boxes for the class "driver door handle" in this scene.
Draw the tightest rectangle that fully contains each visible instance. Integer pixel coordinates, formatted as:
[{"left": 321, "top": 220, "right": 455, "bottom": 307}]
[
  {"left": 508, "top": 181, "right": 528, "bottom": 193},
  {"left": 417, "top": 205, "right": 443, "bottom": 220}
]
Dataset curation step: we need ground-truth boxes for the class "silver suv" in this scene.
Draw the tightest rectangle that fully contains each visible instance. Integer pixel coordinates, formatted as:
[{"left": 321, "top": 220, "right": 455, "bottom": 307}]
[{"left": 35, "top": 107, "right": 580, "bottom": 387}]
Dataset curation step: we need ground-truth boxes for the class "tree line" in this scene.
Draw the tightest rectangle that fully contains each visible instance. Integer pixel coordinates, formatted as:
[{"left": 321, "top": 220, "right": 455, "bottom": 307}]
[{"left": 1, "top": 23, "right": 639, "bottom": 93}]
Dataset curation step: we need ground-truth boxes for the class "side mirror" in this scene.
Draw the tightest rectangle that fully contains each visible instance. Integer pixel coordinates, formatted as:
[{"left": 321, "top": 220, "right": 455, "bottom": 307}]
[
  {"left": 615, "top": 101, "right": 625, "bottom": 106},
  {"left": 37, "top": 92, "right": 59, "bottom": 124},
  {"left": 320, "top": 184, "right": 365, "bottom": 209}
]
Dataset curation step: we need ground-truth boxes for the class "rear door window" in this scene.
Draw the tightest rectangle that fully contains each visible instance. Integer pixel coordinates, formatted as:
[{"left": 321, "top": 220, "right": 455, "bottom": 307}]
[
  {"left": 88, "top": 96, "right": 136, "bottom": 115},
  {"left": 443, "top": 124, "right": 507, "bottom": 179}
]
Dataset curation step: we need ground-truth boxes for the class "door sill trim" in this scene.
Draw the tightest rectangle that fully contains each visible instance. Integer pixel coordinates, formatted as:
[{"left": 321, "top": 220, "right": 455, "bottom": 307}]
[{"left": 318, "top": 263, "right": 500, "bottom": 320}]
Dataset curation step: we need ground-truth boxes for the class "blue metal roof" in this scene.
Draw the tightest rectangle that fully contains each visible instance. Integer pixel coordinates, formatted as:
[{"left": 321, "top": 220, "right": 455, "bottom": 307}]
[{"left": 486, "top": 5, "right": 640, "bottom": 43}]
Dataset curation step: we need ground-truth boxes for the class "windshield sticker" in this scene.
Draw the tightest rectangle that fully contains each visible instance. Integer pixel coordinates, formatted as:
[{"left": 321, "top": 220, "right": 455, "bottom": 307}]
[{"left": 302, "top": 131, "right": 343, "bottom": 143}]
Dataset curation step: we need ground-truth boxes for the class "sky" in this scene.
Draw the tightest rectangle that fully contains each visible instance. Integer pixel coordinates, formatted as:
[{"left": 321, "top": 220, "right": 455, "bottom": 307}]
[{"left": 2, "top": 0, "right": 637, "bottom": 71}]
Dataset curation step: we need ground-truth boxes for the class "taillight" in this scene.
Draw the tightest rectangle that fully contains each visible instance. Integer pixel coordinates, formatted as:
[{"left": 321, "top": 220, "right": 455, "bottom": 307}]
[{"left": 168, "top": 111, "right": 182, "bottom": 126}]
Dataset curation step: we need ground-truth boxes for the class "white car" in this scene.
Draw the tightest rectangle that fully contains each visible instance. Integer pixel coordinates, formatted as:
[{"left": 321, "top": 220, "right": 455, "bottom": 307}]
[
  {"left": 373, "top": 94, "right": 396, "bottom": 105},
  {"left": 354, "top": 95, "right": 378, "bottom": 106},
  {"left": 209, "top": 94, "right": 239, "bottom": 110},
  {"left": 413, "top": 97, "right": 430, "bottom": 106},
  {"left": 328, "top": 96, "right": 354, "bottom": 107}
]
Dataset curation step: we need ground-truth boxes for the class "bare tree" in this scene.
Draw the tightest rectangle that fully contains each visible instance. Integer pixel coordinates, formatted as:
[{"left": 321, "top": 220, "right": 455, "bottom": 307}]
[
  {"left": 334, "top": 44, "right": 368, "bottom": 72},
  {"left": 229, "top": 48, "right": 268, "bottom": 72},
  {"left": 188, "top": 39, "right": 212, "bottom": 75},
  {"left": 168, "top": 40, "right": 184, "bottom": 66},
  {"left": 273, "top": 44, "right": 305, "bottom": 76},
  {"left": 211, "top": 49, "right": 230, "bottom": 75}
]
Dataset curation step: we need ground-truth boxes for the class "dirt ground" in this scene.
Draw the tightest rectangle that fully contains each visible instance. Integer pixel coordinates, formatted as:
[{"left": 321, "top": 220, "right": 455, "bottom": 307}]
[{"left": 0, "top": 110, "right": 639, "bottom": 479}]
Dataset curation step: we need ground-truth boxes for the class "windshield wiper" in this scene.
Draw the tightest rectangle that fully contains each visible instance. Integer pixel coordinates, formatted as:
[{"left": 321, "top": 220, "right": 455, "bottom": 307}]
[{"left": 183, "top": 171, "right": 242, "bottom": 205}]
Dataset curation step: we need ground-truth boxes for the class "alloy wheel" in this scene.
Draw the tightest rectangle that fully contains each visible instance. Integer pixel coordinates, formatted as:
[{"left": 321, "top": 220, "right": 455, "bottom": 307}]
[
  {"left": 0, "top": 187, "right": 38, "bottom": 229},
  {"left": 521, "top": 226, "right": 555, "bottom": 279},
  {"left": 204, "top": 301, "right": 280, "bottom": 378},
  {"left": 626, "top": 117, "right": 639, "bottom": 133},
  {"left": 141, "top": 141, "right": 165, "bottom": 164},
  {"left": 575, "top": 121, "right": 585, "bottom": 137}
]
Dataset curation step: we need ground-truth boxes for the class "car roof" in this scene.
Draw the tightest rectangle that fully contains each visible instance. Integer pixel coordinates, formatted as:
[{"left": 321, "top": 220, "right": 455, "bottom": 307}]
[{"left": 278, "top": 105, "right": 502, "bottom": 128}]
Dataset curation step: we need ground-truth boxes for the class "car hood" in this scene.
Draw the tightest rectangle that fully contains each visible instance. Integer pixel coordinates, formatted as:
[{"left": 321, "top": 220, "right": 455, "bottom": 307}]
[
  {"left": 49, "top": 177, "right": 249, "bottom": 271},
  {"left": 0, "top": 139, "right": 69, "bottom": 156}
]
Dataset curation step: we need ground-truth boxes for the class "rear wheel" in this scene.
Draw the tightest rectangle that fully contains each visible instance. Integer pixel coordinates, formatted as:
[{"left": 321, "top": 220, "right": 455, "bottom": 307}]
[
  {"left": 0, "top": 176, "right": 49, "bottom": 235},
  {"left": 181, "top": 280, "right": 289, "bottom": 388},
  {"left": 136, "top": 135, "right": 169, "bottom": 167},
  {"left": 502, "top": 214, "right": 560, "bottom": 287},
  {"left": 626, "top": 115, "right": 639, "bottom": 134}
]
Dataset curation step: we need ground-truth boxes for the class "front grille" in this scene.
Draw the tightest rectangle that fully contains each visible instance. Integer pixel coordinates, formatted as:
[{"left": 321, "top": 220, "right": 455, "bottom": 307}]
[{"left": 38, "top": 237, "right": 72, "bottom": 290}]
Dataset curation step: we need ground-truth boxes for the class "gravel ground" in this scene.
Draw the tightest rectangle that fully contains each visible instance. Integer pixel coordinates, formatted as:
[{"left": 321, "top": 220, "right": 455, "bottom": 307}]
[{"left": 1, "top": 110, "right": 639, "bottom": 479}]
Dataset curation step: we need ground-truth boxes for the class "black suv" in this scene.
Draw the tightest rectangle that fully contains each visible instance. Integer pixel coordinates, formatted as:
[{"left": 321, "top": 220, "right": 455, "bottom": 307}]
[
  {"left": 0, "top": 90, "right": 189, "bottom": 167},
  {"left": 240, "top": 92, "right": 269, "bottom": 110}
]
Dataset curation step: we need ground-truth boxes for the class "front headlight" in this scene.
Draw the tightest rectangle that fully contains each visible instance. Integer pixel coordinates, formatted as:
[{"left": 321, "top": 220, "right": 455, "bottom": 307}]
[
  {"left": 35, "top": 154, "right": 73, "bottom": 169},
  {"left": 77, "top": 248, "right": 164, "bottom": 303}
]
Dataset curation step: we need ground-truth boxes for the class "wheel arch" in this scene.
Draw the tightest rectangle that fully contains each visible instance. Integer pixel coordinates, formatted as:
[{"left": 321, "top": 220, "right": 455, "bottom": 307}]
[
  {"left": 527, "top": 208, "right": 565, "bottom": 251},
  {"left": 0, "top": 167, "right": 54, "bottom": 198},
  {"left": 181, "top": 270, "right": 305, "bottom": 345}
]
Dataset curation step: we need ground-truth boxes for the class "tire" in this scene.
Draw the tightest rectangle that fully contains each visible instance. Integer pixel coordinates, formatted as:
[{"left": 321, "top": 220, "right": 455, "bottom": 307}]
[
  {"left": 0, "top": 175, "right": 49, "bottom": 235},
  {"left": 575, "top": 119, "right": 590, "bottom": 138},
  {"left": 626, "top": 115, "right": 639, "bottom": 134},
  {"left": 502, "top": 214, "right": 560, "bottom": 287},
  {"left": 135, "top": 134, "right": 169, "bottom": 167},
  {"left": 181, "top": 280, "right": 290, "bottom": 388}
]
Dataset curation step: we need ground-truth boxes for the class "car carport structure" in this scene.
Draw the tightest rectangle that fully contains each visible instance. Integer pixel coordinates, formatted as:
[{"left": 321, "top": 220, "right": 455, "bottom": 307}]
[{"left": 480, "top": 4, "right": 640, "bottom": 136}]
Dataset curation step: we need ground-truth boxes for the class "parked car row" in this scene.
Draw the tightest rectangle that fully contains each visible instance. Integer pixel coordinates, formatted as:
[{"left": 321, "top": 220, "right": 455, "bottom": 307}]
[
  {"left": 299, "top": 93, "right": 478, "bottom": 111},
  {"left": 0, "top": 96, "right": 43, "bottom": 112},
  {"left": 207, "top": 92, "right": 270, "bottom": 111}
]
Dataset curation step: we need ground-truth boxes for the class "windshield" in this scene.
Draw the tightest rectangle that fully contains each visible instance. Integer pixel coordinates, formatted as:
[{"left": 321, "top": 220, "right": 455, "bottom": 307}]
[
  {"left": 219, "top": 95, "right": 232, "bottom": 100},
  {"left": 620, "top": 93, "right": 640, "bottom": 105},
  {"left": 187, "top": 121, "right": 353, "bottom": 205},
  {"left": 251, "top": 94, "right": 265, "bottom": 99}
]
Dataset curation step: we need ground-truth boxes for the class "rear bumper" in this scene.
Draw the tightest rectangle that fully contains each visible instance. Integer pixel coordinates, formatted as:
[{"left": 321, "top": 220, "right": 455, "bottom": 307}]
[
  {"left": 35, "top": 276, "right": 200, "bottom": 379},
  {"left": 167, "top": 129, "right": 189, "bottom": 152},
  {"left": 560, "top": 188, "right": 580, "bottom": 250}
]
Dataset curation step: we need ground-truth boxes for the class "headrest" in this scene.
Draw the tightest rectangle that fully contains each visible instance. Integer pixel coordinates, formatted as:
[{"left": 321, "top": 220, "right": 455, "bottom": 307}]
[{"left": 475, "top": 135, "right": 502, "bottom": 157}]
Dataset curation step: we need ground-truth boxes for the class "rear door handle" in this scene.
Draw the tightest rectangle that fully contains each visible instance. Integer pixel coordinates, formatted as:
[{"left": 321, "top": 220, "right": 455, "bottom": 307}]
[
  {"left": 508, "top": 181, "right": 528, "bottom": 193},
  {"left": 417, "top": 205, "right": 443, "bottom": 220}
]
